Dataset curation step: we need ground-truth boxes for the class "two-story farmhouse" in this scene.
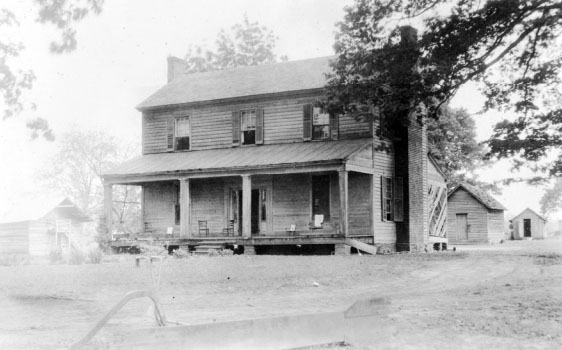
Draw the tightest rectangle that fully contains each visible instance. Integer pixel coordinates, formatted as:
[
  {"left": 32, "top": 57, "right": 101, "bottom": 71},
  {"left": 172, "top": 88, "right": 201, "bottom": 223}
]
[{"left": 102, "top": 55, "right": 447, "bottom": 254}]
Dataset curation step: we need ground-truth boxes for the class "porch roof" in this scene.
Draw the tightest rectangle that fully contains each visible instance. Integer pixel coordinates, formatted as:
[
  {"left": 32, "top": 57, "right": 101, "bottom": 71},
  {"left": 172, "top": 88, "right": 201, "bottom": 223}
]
[{"left": 103, "top": 138, "right": 373, "bottom": 181}]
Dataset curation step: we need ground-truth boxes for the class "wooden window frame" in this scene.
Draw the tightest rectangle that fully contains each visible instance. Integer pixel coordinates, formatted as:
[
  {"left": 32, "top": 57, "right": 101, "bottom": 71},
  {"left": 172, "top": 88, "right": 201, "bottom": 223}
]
[
  {"left": 240, "top": 109, "right": 257, "bottom": 145},
  {"left": 312, "top": 107, "right": 331, "bottom": 141},
  {"left": 381, "top": 176, "right": 404, "bottom": 222},
  {"left": 174, "top": 116, "right": 191, "bottom": 151}
]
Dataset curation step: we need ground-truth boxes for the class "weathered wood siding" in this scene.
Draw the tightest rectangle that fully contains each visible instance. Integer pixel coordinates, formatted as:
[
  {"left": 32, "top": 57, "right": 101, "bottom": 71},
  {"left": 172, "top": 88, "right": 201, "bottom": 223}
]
[
  {"left": 487, "top": 210, "right": 505, "bottom": 243},
  {"left": 447, "top": 188, "right": 489, "bottom": 244},
  {"left": 143, "top": 182, "right": 178, "bottom": 234},
  {"left": 0, "top": 221, "right": 29, "bottom": 256},
  {"left": 348, "top": 172, "right": 372, "bottom": 236},
  {"left": 271, "top": 174, "right": 311, "bottom": 234},
  {"left": 143, "top": 94, "right": 317, "bottom": 154},
  {"left": 372, "top": 140, "right": 396, "bottom": 244},
  {"left": 28, "top": 220, "right": 51, "bottom": 256},
  {"left": 142, "top": 93, "right": 374, "bottom": 155},
  {"left": 513, "top": 209, "right": 546, "bottom": 239},
  {"left": 191, "top": 178, "right": 226, "bottom": 234},
  {"left": 339, "top": 114, "right": 372, "bottom": 139}
]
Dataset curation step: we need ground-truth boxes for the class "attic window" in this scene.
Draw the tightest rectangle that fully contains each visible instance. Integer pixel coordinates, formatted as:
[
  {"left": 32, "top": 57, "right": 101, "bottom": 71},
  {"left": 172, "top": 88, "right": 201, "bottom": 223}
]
[
  {"left": 312, "top": 107, "right": 330, "bottom": 140},
  {"left": 241, "top": 110, "right": 256, "bottom": 145},
  {"left": 175, "top": 117, "right": 190, "bottom": 151}
]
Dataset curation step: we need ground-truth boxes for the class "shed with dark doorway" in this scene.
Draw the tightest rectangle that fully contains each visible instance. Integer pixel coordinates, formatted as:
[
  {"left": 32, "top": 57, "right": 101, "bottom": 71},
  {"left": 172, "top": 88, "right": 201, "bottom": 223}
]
[
  {"left": 511, "top": 208, "right": 547, "bottom": 240},
  {"left": 447, "top": 183, "right": 506, "bottom": 244}
]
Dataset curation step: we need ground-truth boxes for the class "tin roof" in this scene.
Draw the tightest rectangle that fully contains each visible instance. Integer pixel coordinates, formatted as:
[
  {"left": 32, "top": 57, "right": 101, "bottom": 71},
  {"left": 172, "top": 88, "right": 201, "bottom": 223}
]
[
  {"left": 448, "top": 183, "right": 507, "bottom": 211},
  {"left": 104, "top": 138, "right": 373, "bottom": 178},
  {"left": 137, "top": 56, "right": 333, "bottom": 110}
]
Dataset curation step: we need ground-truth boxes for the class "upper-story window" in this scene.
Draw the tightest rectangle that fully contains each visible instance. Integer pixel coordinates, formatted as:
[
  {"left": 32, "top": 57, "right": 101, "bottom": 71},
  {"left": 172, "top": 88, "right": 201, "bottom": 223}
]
[
  {"left": 175, "top": 117, "right": 190, "bottom": 151},
  {"left": 303, "top": 104, "right": 338, "bottom": 141},
  {"left": 232, "top": 109, "right": 263, "bottom": 146},
  {"left": 240, "top": 110, "right": 256, "bottom": 145},
  {"left": 312, "top": 107, "right": 330, "bottom": 140}
]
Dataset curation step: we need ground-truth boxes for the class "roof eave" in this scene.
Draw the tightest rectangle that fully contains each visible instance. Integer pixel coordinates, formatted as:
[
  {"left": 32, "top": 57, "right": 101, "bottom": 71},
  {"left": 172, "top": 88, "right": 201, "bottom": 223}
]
[{"left": 136, "top": 88, "right": 325, "bottom": 112}]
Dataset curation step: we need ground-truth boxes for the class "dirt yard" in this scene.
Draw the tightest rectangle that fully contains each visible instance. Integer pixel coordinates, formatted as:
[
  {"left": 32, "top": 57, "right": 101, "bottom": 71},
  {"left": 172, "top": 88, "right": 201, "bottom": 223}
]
[{"left": 1, "top": 240, "right": 561, "bottom": 349}]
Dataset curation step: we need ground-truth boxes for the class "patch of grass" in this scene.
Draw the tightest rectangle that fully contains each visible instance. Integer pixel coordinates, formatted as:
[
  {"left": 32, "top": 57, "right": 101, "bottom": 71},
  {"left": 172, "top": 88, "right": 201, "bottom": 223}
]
[{"left": 87, "top": 247, "right": 103, "bottom": 264}]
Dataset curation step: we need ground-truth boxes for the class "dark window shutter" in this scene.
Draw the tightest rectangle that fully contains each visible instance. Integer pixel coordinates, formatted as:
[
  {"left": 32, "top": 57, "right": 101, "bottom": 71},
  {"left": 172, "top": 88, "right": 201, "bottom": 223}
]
[
  {"left": 381, "top": 175, "right": 386, "bottom": 222},
  {"left": 330, "top": 113, "right": 339, "bottom": 140},
  {"left": 394, "top": 177, "right": 404, "bottom": 222},
  {"left": 232, "top": 111, "right": 240, "bottom": 146},
  {"left": 166, "top": 118, "right": 174, "bottom": 151},
  {"left": 303, "top": 104, "right": 312, "bottom": 141},
  {"left": 255, "top": 108, "right": 264, "bottom": 144}
]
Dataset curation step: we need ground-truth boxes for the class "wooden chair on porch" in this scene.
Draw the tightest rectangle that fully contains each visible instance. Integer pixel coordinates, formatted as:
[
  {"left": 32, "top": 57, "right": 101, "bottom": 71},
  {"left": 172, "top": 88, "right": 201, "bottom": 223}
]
[
  {"left": 198, "top": 221, "right": 210, "bottom": 237},
  {"left": 222, "top": 220, "right": 235, "bottom": 236}
]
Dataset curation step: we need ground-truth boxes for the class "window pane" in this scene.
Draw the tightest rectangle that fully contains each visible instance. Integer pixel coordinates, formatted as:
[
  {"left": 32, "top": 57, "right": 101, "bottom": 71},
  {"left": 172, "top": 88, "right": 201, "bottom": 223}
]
[
  {"left": 261, "top": 189, "right": 266, "bottom": 221},
  {"left": 241, "top": 110, "right": 256, "bottom": 131},
  {"left": 175, "top": 117, "right": 190, "bottom": 137}
]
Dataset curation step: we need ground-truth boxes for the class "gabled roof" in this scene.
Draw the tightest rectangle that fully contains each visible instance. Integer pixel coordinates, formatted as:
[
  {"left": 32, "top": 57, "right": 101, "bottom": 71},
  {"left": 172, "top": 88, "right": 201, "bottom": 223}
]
[
  {"left": 0, "top": 197, "right": 89, "bottom": 224},
  {"left": 448, "top": 183, "right": 507, "bottom": 211},
  {"left": 512, "top": 208, "right": 547, "bottom": 222},
  {"left": 137, "top": 56, "right": 333, "bottom": 110},
  {"left": 103, "top": 138, "right": 373, "bottom": 179}
]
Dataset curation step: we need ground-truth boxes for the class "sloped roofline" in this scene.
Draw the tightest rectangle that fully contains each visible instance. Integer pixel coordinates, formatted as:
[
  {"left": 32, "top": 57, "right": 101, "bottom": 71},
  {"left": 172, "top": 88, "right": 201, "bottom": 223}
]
[
  {"left": 511, "top": 207, "right": 547, "bottom": 222},
  {"left": 448, "top": 183, "right": 507, "bottom": 211},
  {"left": 427, "top": 153, "right": 448, "bottom": 180}
]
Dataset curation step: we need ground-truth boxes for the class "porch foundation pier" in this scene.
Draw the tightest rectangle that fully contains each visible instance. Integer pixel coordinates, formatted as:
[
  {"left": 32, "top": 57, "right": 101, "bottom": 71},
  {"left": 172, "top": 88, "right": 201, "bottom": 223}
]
[
  {"left": 334, "top": 243, "right": 350, "bottom": 255},
  {"left": 103, "top": 183, "right": 113, "bottom": 234},
  {"left": 242, "top": 175, "right": 252, "bottom": 238},
  {"left": 179, "top": 178, "right": 191, "bottom": 238},
  {"left": 338, "top": 170, "right": 349, "bottom": 237}
]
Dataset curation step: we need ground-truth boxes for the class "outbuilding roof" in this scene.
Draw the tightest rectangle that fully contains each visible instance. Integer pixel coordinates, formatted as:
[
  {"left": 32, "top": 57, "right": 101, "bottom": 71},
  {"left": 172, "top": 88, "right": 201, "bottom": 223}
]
[
  {"left": 103, "top": 138, "right": 373, "bottom": 180},
  {"left": 448, "top": 183, "right": 507, "bottom": 211},
  {"left": 512, "top": 208, "right": 547, "bottom": 222},
  {"left": 136, "top": 56, "right": 333, "bottom": 110}
]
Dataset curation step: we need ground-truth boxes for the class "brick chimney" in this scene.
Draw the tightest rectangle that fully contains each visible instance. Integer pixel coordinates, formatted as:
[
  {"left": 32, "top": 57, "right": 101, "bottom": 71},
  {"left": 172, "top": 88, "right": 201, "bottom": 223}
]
[
  {"left": 167, "top": 56, "right": 188, "bottom": 83},
  {"left": 394, "top": 25, "right": 429, "bottom": 252}
]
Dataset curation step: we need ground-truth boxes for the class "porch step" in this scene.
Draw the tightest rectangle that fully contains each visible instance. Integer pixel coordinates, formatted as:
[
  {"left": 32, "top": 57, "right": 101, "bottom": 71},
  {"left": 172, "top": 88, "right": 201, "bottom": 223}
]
[{"left": 193, "top": 243, "right": 227, "bottom": 255}]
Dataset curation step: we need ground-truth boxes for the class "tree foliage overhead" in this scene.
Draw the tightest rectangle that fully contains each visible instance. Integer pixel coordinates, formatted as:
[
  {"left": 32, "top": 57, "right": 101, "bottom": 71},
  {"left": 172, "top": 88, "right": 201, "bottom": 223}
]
[
  {"left": 426, "top": 105, "right": 492, "bottom": 190},
  {"left": 540, "top": 178, "right": 562, "bottom": 215},
  {"left": 326, "top": 0, "right": 562, "bottom": 178},
  {"left": 183, "top": 14, "right": 287, "bottom": 73},
  {"left": 1, "top": 1, "right": 104, "bottom": 138}
]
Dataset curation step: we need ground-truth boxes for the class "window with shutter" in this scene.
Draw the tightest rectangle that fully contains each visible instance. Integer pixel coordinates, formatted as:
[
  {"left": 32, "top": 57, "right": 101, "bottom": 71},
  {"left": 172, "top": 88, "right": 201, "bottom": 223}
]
[
  {"left": 174, "top": 117, "right": 190, "bottom": 151},
  {"left": 303, "top": 104, "right": 312, "bottom": 141},
  {"left": 381, "top": 176, "right": 393, "bottom": 221},
  {"left": 232, "top": 111, "right": 240, "bottom": 145},
  {"left": 240, "top": 110, "right": 256, "bottom": 145},
  {"left": 393, "top": 177, "right": 404, "bottom": 222},
  {"left": 255, "top": 109, "right": 264, "bottom": 144},
  {"left": 312, "top": 107, "right": 331, "bottom": 140},
  {"left": 166, "top": 119, "right": 174, "bottom": 151}
]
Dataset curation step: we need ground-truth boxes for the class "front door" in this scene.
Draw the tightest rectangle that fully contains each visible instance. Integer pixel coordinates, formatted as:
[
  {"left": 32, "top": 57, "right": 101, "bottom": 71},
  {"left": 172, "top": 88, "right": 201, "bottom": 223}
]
[
  {"left": 524, "top": 219, "right": 531, "bottom": 237},
  {"left": 456, "top": 214, "right": 468, "bottom": 240}
]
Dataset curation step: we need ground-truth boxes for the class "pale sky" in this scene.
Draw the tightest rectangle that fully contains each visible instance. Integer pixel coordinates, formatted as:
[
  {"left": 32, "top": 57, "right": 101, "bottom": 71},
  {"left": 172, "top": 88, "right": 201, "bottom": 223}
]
[{"left": 0, "top": 0, "right": 558, "bottom": 224}]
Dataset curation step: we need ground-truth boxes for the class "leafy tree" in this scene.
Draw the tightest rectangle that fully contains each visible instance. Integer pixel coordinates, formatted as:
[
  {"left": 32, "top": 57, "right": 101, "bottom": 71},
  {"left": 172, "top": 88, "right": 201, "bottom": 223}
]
[
  {"left": 325, "top": 0, "right": 562, "bottom": 179},
  {"left": 540, "top": 178, "right": 562, "bottom": 215},
  {"left": 41, "top": 130, "right": 141, "bottom": 234},
  {"left": 426, "top": 105, "right": 492, "bottom": 190},
  {"left": 1, "top": 1, "right": 104, "bottom": 138},
  {"left": 183, "top": 14, "right": 287, "bottom": 73}
]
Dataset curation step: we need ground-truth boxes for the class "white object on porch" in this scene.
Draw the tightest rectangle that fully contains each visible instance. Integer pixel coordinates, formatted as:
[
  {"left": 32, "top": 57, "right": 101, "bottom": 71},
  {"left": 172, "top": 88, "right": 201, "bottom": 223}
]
[
  {"left": 166, "top": 227, "right": 174, "bottom": 235},
  {"left": 313, "top": 214, "right": 324, "bottom": 228}
]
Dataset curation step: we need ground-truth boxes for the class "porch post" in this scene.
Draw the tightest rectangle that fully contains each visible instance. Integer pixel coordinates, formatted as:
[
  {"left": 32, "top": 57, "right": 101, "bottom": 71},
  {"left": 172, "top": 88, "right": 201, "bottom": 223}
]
[
  {"left": 179, "top": 178, "right": 191, "bottom": 238},
  {"left": 338, "top": 170, "right": 349, "bottom": 237},
  {"left": 103, "top": 183, "right": 113, "bottom": 234},
  {"left": 242, "top": 175, "right": 252, "bottom": 238}
]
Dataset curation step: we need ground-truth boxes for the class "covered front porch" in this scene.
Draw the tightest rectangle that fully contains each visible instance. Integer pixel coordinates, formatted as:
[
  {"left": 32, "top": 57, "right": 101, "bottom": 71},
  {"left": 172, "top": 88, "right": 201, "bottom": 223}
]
[{"left": 102, "top": 139, "right": 377, "bottom": 252}]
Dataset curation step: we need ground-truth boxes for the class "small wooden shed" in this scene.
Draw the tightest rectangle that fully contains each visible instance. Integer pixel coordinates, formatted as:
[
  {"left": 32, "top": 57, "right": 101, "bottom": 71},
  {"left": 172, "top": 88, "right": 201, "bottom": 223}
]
[
  {"left": 0, "top": 198, "right": 90, "bottom": 260},
  {"left": 447, "top": 183, "right": 506, "bottom": 244},
  {"left": 511, "top": 208, "right": 547, "bottom": 240}
]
